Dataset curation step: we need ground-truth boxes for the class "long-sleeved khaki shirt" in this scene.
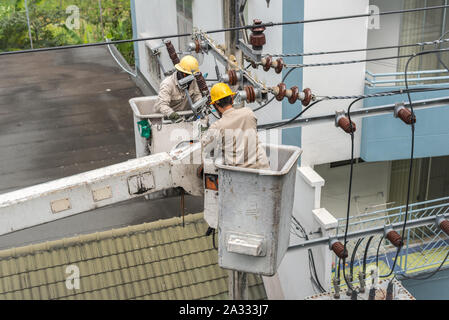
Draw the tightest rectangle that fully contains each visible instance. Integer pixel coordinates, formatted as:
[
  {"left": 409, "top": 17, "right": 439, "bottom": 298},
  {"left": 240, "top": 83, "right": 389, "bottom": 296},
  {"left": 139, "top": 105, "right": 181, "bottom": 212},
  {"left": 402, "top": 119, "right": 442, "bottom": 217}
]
[
  {"left": 154, "top": 73, "right": 203, "bottom": 117},
  {"left": 201, "top": 107, "right": 270, "bottom": 169}
]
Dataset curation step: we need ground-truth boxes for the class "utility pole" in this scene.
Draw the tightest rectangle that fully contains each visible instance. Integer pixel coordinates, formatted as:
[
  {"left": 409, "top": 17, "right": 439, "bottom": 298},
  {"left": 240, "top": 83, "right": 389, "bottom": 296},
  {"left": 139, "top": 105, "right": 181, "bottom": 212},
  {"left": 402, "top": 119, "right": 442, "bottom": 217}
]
[{"left": 228, "top": 270, "right": 248, "bottom": 300}]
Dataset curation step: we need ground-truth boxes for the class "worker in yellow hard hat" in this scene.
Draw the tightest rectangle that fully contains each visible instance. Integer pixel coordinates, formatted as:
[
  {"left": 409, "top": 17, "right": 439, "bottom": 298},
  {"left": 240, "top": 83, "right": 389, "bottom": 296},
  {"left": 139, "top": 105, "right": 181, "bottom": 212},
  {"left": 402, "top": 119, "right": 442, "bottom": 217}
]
[
  {"left": 201, "top": 83, "right": 270, "bottom": 169},
  {"left": 155, "top": 55, "right": 203, "bottom": 121}
]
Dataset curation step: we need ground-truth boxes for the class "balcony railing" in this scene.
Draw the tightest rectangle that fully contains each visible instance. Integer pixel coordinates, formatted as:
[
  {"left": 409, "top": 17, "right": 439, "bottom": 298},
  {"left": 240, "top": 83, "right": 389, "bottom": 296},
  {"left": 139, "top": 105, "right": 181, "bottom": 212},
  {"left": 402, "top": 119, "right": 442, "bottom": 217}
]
[
  {"left": 333, "top": 196, "right": 449, "bottom": 288},
  {"left": 366, "top": 69, "right": 449, "bottom": 87}
]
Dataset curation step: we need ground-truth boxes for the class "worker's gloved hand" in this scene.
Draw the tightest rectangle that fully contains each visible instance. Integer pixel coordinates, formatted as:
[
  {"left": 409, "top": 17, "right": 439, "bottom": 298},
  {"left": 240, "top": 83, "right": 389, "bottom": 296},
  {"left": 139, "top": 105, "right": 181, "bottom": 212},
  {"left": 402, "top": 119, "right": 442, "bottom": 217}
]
[{"left": 168, "top": 112, "right": 180, "bottom": 122}]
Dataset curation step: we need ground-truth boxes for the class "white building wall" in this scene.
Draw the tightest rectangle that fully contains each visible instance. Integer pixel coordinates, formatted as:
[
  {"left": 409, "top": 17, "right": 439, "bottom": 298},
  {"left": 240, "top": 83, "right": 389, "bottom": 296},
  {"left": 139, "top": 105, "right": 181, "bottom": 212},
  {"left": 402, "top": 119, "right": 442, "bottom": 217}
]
[
  {"left": 301, "top": 0, "right": 369, "bottom": 166},
  {"left": 192, "top": 0, "right": 225, "bottom": 80},
  {"left": 314, "top": 161, "right": 392, "bottom": 219},
  {"left": 134, "top": 0, "right": 178, "bottom": 89},
  {"left": 366, "top": 0, "right": 404, "bottom": 75}
]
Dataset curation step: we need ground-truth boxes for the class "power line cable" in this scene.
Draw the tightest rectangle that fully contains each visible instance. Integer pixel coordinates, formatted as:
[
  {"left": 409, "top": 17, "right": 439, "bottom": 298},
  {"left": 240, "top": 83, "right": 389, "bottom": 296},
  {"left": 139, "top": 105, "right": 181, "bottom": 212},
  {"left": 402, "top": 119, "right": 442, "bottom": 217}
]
[
  {"left": 1, "top": 5, "right": 449, "bottom": 57},
  {"left": 268, "top": 37, "right": 449, "bottom": 58},
  {"left": 371, "top": 49, "right": 449, "bottom": 280},
  {"left": 262, "top": 84, "right": 449, "bottom": 131}
]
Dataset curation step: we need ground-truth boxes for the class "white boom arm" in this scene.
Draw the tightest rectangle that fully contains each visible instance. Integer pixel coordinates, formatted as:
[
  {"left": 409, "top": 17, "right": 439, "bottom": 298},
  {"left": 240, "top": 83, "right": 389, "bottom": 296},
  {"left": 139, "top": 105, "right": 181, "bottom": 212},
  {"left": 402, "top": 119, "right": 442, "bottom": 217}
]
[{"left": 0, "top": 143, "right": 203, "bottom": 237}]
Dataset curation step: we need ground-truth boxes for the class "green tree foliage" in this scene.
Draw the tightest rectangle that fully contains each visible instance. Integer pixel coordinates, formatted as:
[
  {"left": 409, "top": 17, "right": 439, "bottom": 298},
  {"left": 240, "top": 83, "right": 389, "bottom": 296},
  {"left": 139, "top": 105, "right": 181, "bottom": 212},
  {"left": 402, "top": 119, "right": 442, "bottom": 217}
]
[{"left": 0, "top": 0, "right": 134, "bottom": 66}]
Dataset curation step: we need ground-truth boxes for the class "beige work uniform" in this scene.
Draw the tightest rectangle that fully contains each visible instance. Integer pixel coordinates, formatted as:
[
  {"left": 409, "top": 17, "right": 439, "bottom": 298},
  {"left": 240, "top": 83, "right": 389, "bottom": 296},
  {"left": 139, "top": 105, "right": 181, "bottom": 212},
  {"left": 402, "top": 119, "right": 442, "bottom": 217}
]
[
  {"left": 201, "top": 107, "right": 270, "bottom": 169},
  {"left": 154, "top": 73, "right": 203, "bottom": 117}
]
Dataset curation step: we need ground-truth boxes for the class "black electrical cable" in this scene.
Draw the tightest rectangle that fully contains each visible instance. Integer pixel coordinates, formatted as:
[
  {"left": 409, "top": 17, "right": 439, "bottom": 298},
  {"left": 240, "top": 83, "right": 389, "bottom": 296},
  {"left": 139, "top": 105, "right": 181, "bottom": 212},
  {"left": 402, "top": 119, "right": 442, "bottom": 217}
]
[
  {"left": 376, "top": 235, "right": 385, "bottom": 271},
  {"left": 378, "top": 49, "right": 449, "bottom": 279},
  {"left": 292, "top": 217, "right": 326, "bottom": 293},
  {"left": 1, "top": 5, "right": 448, "bottom": 57},
  {"left": 350, "top": 238, "right": 364, "bottom": 281},
  {"left": 284, "top": 48, "right": 449, "bottom": 68},
  {"left": 260, "top": 85, "right": 449, "bottom": 131},
  {"left": 383, "top": 49, "right": 449, "bottom": 281},
  {"left": 262, "top": 98, "right": 326, "bottom": 130},
  {"left": 363, "top": 236, "right": 374, "bottom": 275},
  {"left": 268, "top": 37, "right": 449, "bottom": 58}
]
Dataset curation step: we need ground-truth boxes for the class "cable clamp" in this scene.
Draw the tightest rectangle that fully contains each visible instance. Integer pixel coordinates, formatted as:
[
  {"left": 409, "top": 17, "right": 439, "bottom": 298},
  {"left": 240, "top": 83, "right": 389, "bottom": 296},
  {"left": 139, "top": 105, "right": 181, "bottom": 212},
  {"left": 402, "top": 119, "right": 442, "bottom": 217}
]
[
  {"left": 384, "top": 225, "right": 394, "bottom": 236},
  {"left": 329, "top": 237, "right": 338, "bottom": 250},
  {"left": 435, "top": 215, "right": 446, "bottom": 229},
  {"left": 393, "top": 102, "right": 405, "bottom": 118},
  {"left": 334, "top": 110, "right": 346, "bottom": 127}
]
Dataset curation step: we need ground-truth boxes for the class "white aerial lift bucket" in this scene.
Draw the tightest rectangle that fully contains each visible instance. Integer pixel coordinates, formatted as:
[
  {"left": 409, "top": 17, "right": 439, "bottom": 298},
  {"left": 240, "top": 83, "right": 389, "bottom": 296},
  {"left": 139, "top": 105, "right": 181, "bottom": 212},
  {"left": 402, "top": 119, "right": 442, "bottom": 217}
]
[
  {"left": 129, "top": 96, "right": 202, "bottom": 200},
  {"left": 129, "top": 96, "right": 199, "bottom": 158},
  {"left": 215, "top": 144, "right": 302, "bottom": 276}
]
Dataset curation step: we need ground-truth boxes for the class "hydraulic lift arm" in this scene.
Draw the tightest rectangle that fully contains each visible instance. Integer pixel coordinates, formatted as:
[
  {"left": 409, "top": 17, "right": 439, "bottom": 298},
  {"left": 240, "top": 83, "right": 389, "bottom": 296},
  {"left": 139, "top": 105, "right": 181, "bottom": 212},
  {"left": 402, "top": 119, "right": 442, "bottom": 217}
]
[{"left": 0, "top": 143, "right": 203, "bottom": 237}]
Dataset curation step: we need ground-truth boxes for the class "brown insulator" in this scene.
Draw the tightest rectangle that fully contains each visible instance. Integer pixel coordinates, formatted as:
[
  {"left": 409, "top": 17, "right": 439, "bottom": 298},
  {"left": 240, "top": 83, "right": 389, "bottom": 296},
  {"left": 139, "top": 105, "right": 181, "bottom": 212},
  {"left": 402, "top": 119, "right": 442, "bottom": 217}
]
[
  {"left": 331, "top": 241, "right": 348, "bottom": 259},
  {"left": 165, "top": 40, "right": 180, "bottom": 65},
  {"left": 245, "top": 86, "right": 256, "bottom": 103},
  {"left": 397, "top": 107, "right": 416, "bottom": 125},
  {"left": 302, "top": 88, "right": 313, "bottom": 106},
  {"left": 275, "top": 83, "right": 287, "bottom": 101},
  {"left": 288, "top": 86, "right": 299, "bottom": 104},
  {"left": 195, "top": 39, "right": 201, "bottom": 53},
  {"left": 249, "top": 19, "right": 266, "bottom": 50},
  {"left": 386, "top": 230, "right": 403, "bottom": 248},
  {"left": 228, "top": 70, "right": 238, "bottom": 86},
  {"left": 439, "top": 219, "right": 449, "bottom": 236},
  {"left": 274, "top": 58, "right": 284, "bottom": 74},
  {"left": 194, "top": 72, "right": 209, "bottom": 97},
  {"left": 338, "top": 117, "right": 356, "bottom": 134},
  {"left": 262, "top": 56, "right": 272, "bottom": 72}
]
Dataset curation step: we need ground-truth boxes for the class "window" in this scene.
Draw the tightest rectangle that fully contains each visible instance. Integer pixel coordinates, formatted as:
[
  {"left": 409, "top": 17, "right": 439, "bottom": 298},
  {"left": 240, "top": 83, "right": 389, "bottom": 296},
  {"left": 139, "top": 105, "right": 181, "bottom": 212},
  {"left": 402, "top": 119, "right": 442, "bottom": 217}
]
[
  {"left": 176, "top": 0, "right": 193, "bottom": 52},
  {"left": 398, "top": 0, "right": 449, "bottom": 73}
]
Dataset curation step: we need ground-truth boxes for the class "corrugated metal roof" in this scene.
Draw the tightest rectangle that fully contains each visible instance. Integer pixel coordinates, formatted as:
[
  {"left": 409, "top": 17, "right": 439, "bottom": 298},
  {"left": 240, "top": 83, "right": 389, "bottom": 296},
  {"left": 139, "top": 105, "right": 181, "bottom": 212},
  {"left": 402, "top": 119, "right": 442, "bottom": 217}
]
[{"left": 0, "top": 213, "right": 266, "bottom": 300}]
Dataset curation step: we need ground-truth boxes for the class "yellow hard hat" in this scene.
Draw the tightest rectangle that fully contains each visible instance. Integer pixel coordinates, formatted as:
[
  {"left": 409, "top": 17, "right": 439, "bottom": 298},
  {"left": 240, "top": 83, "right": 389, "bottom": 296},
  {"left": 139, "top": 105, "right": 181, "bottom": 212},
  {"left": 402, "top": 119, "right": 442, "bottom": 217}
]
[
  {"left": 210, "top": 83, "right": 236, "bottom": 104},
  {"left": 175, "top": 55, "right": 200, "bottom": 75}
]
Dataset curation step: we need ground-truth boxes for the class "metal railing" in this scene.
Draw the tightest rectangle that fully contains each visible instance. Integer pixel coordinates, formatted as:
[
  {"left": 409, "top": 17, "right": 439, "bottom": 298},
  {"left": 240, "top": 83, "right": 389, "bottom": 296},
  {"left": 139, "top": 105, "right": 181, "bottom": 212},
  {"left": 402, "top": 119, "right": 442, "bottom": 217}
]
[
  {"left": 366, "top": 69, "right": 449, "bottom": 87},
  {"left": 335, "top": 196, "right": 449, "bottom": 283}
]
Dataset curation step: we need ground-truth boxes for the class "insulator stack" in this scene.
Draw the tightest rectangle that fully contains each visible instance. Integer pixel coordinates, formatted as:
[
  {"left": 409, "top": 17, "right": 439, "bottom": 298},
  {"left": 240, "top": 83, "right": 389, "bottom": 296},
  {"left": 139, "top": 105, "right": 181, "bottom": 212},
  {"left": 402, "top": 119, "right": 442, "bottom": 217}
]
[
  {"left": 336, "top": 116, "right": 356, "bottom": 134},
  {"left": 386, "top": 230, "right": 403, "bottom": 248},
  {"left": 227, "top": 70, "right": 239, "bottom": 86},
  {"left": 272, "top": 83, "right": 313, "bottom": 106},
  {"left": 288, "top": 86, "right": 299, "bottom": 104},
  {"left": 194, "top": 72, "right": 211, "bottom": 104},
  {"left": 245, "top": 86, "right": 257, "bottom": 103},
  {"left": 262, "top": 56, "right": 272, "bottom": 72},
  {"left": 261, "top": 56, "right": 284, "bottom": 74},
  {"left": 351, "top": 290, "right": 358, "bottom": 300},
  {"left": 250, "top": 19, "right": 266, "bottom": 51},
  {"left": 194, "top": 72, "right": 208, "bottom": 95},
  {"left": 397, "top": 107, "right": 416, "bottom": 125},
  {"left": 165, "top": 40, "right": 180, "bottom": 65},
  {"left": 439, "top": 219, "right": 449, "bottom": 236},
  {"left": 274, "top": 83, "right": 287, "bottom": 101},
  {"left": 194, "top": 39, "right": 202, "bottom": 53},
  {"left": 331, "top": 241, "right": 348, "bottom": 259},
  {"left": 394, "top": 104, "right": 416, "bottom": 125}
]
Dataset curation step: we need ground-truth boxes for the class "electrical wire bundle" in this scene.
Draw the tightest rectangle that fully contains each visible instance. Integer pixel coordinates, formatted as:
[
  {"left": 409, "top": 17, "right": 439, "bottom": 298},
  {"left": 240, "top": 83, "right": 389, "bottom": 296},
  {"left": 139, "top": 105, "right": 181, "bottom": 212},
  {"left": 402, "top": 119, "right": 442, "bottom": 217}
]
[{"left": 291, "top": 217, "right": 326, "bottom": 293}]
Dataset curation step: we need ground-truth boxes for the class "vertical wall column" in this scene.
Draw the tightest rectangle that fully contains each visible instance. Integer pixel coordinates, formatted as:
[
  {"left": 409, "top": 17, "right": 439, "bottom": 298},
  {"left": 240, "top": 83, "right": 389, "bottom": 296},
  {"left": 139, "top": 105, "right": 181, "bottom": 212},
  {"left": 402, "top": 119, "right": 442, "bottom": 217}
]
[
  {"left": 282, "top": 0, "right": 304, "bottom": 150},
  {"left": 130, "top": 0, "right": 140, "bottom": 69}
]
